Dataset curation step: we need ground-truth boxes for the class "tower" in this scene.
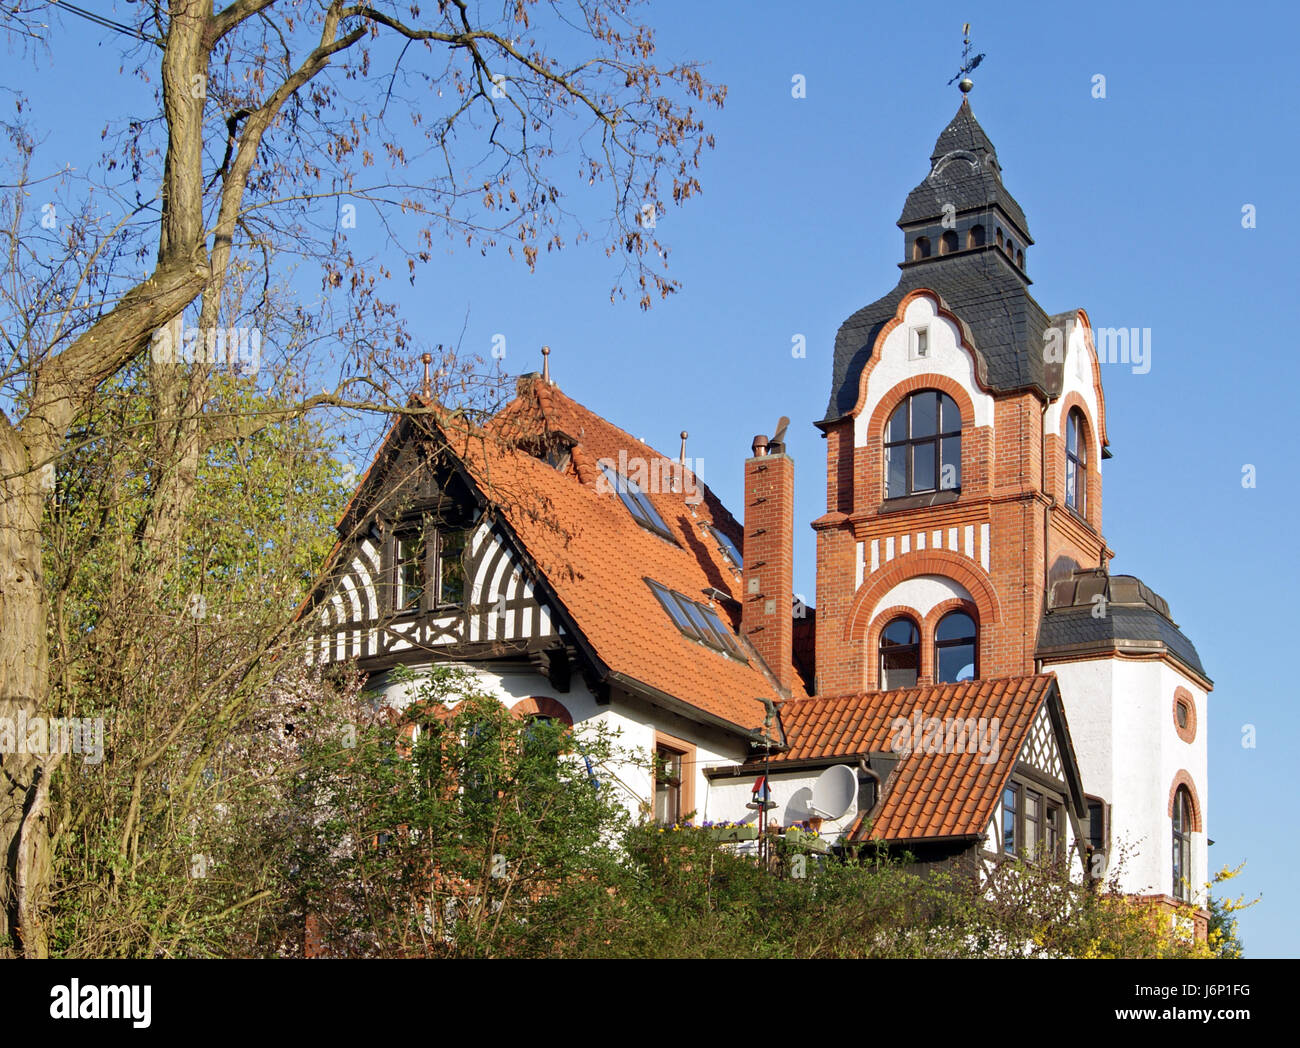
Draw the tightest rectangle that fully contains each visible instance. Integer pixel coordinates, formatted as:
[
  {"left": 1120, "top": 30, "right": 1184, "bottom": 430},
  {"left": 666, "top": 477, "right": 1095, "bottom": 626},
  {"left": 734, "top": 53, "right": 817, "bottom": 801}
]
[{"left": 812, "top": 94, "right": 1211, "bottom": 920}]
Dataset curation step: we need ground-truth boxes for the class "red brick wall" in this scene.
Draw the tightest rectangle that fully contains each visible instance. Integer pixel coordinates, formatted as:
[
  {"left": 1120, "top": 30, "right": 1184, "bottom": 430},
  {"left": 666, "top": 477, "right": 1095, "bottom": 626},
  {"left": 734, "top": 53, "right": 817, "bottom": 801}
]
[
  {"left": 743, "top": 450, "right": 795, "bottom": 695},
  {"left": 814, "top": 383, "right": 1110, "bottom": 696}
]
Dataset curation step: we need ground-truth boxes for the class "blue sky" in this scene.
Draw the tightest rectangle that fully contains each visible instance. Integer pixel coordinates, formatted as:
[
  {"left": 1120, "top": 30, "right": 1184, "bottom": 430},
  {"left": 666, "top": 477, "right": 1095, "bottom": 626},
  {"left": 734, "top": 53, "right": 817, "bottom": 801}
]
[{"left": 18, "top": 0, "right": 1298, "bottom": 955}]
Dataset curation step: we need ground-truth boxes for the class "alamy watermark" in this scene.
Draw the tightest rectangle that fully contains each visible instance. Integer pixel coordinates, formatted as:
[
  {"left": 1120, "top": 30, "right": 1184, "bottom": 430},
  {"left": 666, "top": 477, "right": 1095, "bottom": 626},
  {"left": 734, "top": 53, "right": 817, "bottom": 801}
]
[
  {"left": 597, "top": 450, "right": 704, "bottom": 506},
  {"left": 0, "top": 712, "right": 104, "bottom": 764},
  {"left": 151, "top": 322, "right": 262, "bottom": 374},
  {"left": 889, "top": 709, "right": 1001, "bottom": 765}
]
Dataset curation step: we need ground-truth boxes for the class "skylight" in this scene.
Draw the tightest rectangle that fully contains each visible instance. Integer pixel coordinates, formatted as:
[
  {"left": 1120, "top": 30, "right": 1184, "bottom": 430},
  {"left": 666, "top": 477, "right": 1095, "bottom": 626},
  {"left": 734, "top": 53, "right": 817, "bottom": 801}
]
[
  {"left": 707, "top": 524, "right": 742, "bottom": 569},
  {"left": 599, "top": 462, "right": 674, "bottom": 541},
  {"left": 646, "top": 579, "right": 746, "bottom": 660}
]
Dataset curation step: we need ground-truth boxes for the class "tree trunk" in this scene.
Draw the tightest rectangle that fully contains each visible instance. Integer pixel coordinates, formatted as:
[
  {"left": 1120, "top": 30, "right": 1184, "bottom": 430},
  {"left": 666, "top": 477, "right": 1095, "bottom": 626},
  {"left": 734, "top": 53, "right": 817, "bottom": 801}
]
[{"left": 0, "top": 439, "right": 52, "bottom": 957}]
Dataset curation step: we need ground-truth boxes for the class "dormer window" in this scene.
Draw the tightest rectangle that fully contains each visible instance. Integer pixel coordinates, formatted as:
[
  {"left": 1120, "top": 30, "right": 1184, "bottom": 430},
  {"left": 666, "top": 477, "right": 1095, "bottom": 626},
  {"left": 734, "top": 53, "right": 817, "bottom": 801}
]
[
  {"left": 390, "top": 522, "right": 469, "bottom": 613},
  {"left": 884, "top": 390, "right": 962, "bottom": 498},
  {"left": 599, "top": 462, "right": 675, "bottom": 542},
  {"left": 1065, "top": 408, "right": 1087, "bottom": 515}
]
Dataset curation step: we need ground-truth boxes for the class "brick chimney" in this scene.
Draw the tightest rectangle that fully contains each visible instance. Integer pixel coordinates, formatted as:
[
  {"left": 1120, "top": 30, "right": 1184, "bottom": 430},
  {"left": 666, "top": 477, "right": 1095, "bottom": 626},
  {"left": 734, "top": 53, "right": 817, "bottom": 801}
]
[{"left": 742, "top": 423, "right": 795, "bottom": 696}]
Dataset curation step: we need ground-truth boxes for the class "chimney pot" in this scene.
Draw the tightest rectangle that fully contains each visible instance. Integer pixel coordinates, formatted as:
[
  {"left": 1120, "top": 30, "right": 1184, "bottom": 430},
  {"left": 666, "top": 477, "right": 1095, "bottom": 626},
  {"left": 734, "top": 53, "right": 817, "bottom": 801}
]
[{"left": 752, "top": 434, "right": 769, "bottom": 457}]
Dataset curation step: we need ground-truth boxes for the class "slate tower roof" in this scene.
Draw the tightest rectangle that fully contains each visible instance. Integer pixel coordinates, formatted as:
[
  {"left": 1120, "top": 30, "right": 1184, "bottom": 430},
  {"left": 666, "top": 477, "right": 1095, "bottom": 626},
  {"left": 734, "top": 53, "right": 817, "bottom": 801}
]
[{"left": 822, "top": 100, "right": 1060, "bottom": 425}]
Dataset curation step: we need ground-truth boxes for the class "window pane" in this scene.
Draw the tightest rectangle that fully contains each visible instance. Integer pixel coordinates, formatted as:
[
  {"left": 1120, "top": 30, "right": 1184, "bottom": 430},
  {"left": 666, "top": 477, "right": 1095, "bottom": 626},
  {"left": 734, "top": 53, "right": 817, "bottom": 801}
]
[
  {"left": 650, "top": 582, "right": 700, "bottom": 638},
  {"left": 881, "top": 618, "right": 919, "bottom": 646},
  {"left": 886, "top": 403, "right": 909, "bottom": 443},
  {"left": 700, "top": 606, "right": 742, "bottom": 656},
  {"left": 936, "top": 642, "right": 975, "bottom": 683},
  {"left": 1065, "top": 459, "right": 1078, "bottom": 508},
  {"left": 396, "top": 535, "right": 423, "bottom": 610},
  {"left": 940, "top": 436, "right": 961, "bottom": 490},
  {"left": 1066, "top": 412, "right": 1078, "bottom": 456},
  {"left": 885, "top": 444, "right": 907, "bottom": 498},
  {"left": 940, "top": 394, "right": 961, "bottom": 434},
  {"left": 1002, "top": 787, "right": 1017, "bottom": 854},
  {"left": 911, "top": 393, "right": 938, "bottom": 438},
  {"left": 439, "top": 530, "right": 467, "bottom": 605},
  {"left": 935, "top": 612, "right": 976, "bottom": 643},
  {"left": 912, "top": 441, "right": 936, "bottom": 491},
  {"left": 880, "top": 659, "right": 918, "bottom": 691}
]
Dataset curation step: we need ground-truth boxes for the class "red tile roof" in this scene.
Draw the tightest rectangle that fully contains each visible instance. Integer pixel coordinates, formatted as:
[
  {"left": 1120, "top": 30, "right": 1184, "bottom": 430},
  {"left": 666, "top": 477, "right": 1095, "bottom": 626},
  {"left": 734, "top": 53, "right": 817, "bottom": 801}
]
[
  {"left": 763, "top": 675, "right": 1060, "bottom": 843},
  {"left": 317, "top": 375, "right": 807, "bottom": 734}
]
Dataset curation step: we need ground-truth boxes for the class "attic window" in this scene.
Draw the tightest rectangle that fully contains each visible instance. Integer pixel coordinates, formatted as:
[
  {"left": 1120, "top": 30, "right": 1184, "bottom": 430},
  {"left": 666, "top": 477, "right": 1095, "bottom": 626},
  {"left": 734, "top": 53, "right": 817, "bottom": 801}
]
[
  {"left": 646, "top": 579, "right": 746, "bottom": 661},
  {"left": 599, "top": 462, "right": 675, "bottom": 541},
  {"left": 707, "top": 524, "right": 743, "bottom": 569}
]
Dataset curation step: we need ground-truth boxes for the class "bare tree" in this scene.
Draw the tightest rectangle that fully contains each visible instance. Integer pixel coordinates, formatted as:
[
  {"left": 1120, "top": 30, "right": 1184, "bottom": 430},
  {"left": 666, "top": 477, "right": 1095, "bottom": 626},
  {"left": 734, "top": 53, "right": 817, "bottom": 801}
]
[{"left": 0, "top": 0, "right": 722, "bottom": 956}]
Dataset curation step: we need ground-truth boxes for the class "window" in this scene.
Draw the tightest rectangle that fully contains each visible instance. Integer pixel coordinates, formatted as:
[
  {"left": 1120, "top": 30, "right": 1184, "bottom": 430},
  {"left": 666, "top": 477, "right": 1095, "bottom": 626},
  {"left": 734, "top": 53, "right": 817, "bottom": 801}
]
[
  {"left": 1065, "top": 408, "right": 1087, "bottom": 515},
  {"left": 392, "top": 524, "right": 469, "bottom": 612},
  {"left": 654, "top": 745, "right": 683, "bottom": 825},
  {"left": 884, "top": 391, "right": 961, "bottom": 498},
  {"left": 1172, "top": 786, "right": 1193, "bottom": 902},
  {"left": 1002, "top": 784, "right": 1018, "bottom": 855},
  {"left": 912, "top": 236, "right": 931, "bottom": 261},
  {"left": 909, "top": 327, "right": 929, "bottom": 361},
  {"left": 599, "top": 463, "right": 675, "bottom": 541},
  {"left": 394, "top": 531, "right": 424, "bottom": 611},
  {"left": 1086, "top": 796, "right": 1107, "bottom": 854},
  {"left": 1003, "top": 781, "right": 1064, "bottom": 863},
  {"left": 1025, "top": 789, "right": 1042, "bottom": 856},
  {"left": 646, "top": 579, "right": 746, "bottom": 660},
  {"left": 1045, "top": 803, "right": 1062, "bottom": 860},
  {"left": 934, "top": 610, "right": 977, "bottom": 683},
  {"left": 966, "top": 224, "right": 985, "bottom": 249},
  {"left": 437, "top": 529, "right": 468, "bottom": 606},
  {"left": 879, "top": 616, "right": 919, "bottom": 690},
  {"left": 940, "top": 230, "right": 958, "bottom": 254},
  {"left": 707, "top": 524, "right": 743, "bottom": 569}
]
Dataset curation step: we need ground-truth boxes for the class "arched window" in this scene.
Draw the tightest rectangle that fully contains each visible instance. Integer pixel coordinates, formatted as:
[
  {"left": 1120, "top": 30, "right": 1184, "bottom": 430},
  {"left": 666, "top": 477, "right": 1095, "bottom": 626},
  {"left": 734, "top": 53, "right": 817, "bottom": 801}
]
[
  {"left": 1065, "top": 408, "right": 1087, "bottom": 515},
  {"left": 934, "top": 611, "right": 977, "bottom": 683},
  {"left": 1172, "top": 786, "right": 1193, "bottom": 902},
  {"left": 996, "top": 228, "right": 1004, "bottom": 248},
  {"left": 940, "top": 230, "right": 958, "bottom": 254},
  {"left": 879, "top": 617, "right": 920, "bottom": 690},
  {"left": 966, "top": 224, "right": 985, "bottom": 249},
  {"left": 1016, "top": 248, "right": 1024, "bottom": 268},
  {"left": 912, "top": 236, "right": 931, "bottom": 261},
  {"left": 884, "top": 390, "right": 962, "bottom": 498}
]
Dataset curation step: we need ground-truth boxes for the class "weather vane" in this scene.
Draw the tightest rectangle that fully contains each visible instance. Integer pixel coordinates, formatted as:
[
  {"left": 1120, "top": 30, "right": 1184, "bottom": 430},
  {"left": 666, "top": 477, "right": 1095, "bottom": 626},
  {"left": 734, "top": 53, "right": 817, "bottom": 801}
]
[{"left": 948, "top": 23, "right": 984, "bottom": 93}]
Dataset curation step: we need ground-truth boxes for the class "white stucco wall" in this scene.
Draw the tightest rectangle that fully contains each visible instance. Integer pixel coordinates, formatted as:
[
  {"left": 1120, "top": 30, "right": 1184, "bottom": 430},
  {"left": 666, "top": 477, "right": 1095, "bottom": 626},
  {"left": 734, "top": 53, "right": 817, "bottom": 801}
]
[
  {"left": 871, "top": 573, "right": 973, "bottom": 623},
  {"left": 1045, "top": 314, "right": 1104, "bottom": 468},
  {"left": 852, "top": 293, "right": 995, "bottom": 449},
  {"left": 372, "top": 662, "right": 747, "bottom": 825},
  {"left": 703, "top": 765, "right": 861, "bottom": 844},
  {"left": 1048, "top": 656, "right": 1209, "bottom": 905}
]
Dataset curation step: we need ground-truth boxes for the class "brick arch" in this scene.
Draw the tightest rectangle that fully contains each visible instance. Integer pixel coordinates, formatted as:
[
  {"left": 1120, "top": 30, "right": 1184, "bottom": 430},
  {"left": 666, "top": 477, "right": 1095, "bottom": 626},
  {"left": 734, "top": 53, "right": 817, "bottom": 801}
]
[
  {"left": 846, "top": 550, "right": 1002, "bottom": 645},
  {"left": 864, "top": 373, "right": 979, "bottom": 448},
  {"left": 510, "top": 696, "right": 574, "bottom": 728},
  {"left": 865, "top": 605, "right": 924, "bottom": 691},
  {"left": 1053, "top": 391, "right": 1101, "bottom": 530},
  {"left": 1168, "top": 771, "right": 1203, "bottom": 832},
  {"left": 1173, "top": 687, "right": 1198, "bottom": 744}
]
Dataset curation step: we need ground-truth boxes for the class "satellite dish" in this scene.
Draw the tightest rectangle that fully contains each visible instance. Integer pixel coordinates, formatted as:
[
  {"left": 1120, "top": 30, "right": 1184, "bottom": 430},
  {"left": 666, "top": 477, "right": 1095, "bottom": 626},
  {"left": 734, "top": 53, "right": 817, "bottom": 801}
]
[{"left": 808, "top": 764, "right": 857, "bottom": 820}]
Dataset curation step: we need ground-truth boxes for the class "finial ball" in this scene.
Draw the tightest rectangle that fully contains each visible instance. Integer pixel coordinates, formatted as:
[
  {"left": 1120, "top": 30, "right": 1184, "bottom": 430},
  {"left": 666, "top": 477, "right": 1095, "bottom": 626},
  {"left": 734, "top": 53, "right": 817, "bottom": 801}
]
[
  {"left": 959, "top": 77, "right": 973, "bottom": 94},
  {"left": 421, "top": 352, "right": 432, "bottom": 364}
]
